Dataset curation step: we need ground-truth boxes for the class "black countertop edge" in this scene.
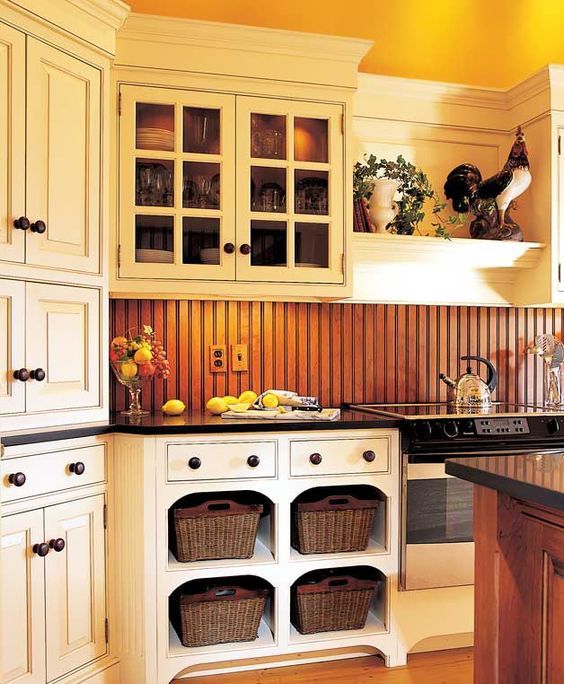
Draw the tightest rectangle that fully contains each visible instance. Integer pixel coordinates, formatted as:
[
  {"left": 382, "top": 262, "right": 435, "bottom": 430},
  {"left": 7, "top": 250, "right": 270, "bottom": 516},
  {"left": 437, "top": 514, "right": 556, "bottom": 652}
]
[
  {"left": 445, "top": 459, "right": 564, "bottom": 512},
  {"left": 1, "top": 410, "right": 403, "bottom": 447}
]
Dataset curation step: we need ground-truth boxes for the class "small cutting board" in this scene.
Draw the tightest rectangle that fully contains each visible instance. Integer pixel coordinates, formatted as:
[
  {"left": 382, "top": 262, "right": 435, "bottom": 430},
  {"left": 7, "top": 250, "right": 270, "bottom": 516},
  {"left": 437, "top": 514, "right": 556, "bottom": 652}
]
[{"left": 221, "top": 408, "right": 341, "bottom": 421}]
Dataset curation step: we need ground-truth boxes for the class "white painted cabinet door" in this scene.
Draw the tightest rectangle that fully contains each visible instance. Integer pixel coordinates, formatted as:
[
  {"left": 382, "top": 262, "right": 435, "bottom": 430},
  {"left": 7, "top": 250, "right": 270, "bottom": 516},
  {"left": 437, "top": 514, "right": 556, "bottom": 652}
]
[
  {"left": 44, "top": 495, "right": 106, "bottom": 681},
  {"left": 25, "top": 38, "right": 101, "bottom": 274},
  {"left": 1, "top": 509, "right": 46, "bottom": 684},
  {"left": 0, "top": 279, "right": 25, "bottom": 415},
  {"left": 0, "top": 22, "right": 25, "bottom": 264},
  {"left": 25, "top": 282, "right": 100, "bottom": 413}
]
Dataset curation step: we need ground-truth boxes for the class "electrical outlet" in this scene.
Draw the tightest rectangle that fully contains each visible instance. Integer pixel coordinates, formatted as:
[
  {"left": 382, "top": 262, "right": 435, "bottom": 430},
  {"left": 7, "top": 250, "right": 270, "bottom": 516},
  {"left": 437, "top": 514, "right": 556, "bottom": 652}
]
[
  {"left": 209, "top": 344, "right": 227, "bottom": 373},
  {"left": 231, "top": 344, "right": 248, "bottom": 372}
]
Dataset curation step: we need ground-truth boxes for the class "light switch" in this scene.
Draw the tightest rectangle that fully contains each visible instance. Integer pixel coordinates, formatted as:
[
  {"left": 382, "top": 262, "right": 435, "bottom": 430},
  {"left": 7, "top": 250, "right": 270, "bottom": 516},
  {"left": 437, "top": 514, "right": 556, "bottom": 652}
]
[
  {"left": 231, "top": 344, "right": 248, "bottom": 372},
  {"left": 209, "top": 345, "right": 227, "bottom": 373}
]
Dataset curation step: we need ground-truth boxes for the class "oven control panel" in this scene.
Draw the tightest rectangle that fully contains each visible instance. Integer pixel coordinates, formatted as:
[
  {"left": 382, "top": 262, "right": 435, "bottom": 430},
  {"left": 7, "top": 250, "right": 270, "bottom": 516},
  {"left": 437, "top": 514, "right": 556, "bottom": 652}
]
[{"left": 474, "top": 417, "right": 530, "bottom": 435}]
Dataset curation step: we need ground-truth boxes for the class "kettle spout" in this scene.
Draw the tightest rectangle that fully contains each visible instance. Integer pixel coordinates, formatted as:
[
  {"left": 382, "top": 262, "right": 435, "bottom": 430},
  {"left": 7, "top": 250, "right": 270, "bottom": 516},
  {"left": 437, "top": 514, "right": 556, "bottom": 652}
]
[{"left": 439, "top": 373, "right": 456, "bottom": 388}]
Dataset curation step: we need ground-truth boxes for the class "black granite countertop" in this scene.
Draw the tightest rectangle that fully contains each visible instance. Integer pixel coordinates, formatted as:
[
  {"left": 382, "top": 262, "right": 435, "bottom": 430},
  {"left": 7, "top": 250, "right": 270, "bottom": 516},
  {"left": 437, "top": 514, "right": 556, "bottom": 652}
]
[
  {"left": 1, "top": 408, "right": 403, "bottom": 447},
  {"left": 446, "top": 453, "right": 564, "bottom": 512}
]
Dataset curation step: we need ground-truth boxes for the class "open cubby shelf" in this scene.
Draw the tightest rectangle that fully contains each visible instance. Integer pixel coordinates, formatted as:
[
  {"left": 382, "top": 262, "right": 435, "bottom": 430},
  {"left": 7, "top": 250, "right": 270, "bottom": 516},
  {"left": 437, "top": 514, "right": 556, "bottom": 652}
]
[
  {"left": 289, "top": 610, "right": 387, "bottom": 645},
  {"left": 168, "top": 618, "right": 275, "bottom": 657}
]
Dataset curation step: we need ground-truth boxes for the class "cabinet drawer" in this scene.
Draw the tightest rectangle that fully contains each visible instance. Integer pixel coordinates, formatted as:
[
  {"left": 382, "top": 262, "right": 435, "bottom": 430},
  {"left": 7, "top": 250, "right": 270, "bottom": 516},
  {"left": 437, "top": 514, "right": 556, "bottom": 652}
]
[
  {"left": 1, "top": 444, "right": 106, "bottom": 502},
  {"left": 290, "top": 436, "right": 390, "bottom": 477},
  {"left": 167, "top": 441, "right": 277, "bottom": 481}
]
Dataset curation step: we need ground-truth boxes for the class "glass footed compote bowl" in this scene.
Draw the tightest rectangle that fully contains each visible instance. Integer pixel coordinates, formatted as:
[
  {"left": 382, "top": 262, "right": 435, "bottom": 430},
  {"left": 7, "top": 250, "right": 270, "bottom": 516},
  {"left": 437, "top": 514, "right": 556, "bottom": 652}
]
[{"left": 111, "top": 361, "right": 154, "bottom": 416}]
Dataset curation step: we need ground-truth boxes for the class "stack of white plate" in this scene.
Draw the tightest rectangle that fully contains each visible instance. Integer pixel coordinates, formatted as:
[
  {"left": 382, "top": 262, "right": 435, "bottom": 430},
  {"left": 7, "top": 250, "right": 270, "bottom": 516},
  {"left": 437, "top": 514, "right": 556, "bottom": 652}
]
[
  {"left": 199, "top": 248, "right": 220, "bottom": 264},
  {"left": 136, "top": 127, "right": 174, "bottom": 151},
  {"left": 136, "top": 248, "right": 174, "bottom": 264}
]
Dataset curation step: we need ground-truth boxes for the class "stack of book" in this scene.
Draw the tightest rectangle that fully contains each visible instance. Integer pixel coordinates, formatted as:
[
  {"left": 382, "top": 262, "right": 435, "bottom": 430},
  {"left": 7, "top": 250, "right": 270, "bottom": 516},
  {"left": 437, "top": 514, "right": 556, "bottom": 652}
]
[{"left": 353, "top": 198, "right": 373, "bottom": 232}]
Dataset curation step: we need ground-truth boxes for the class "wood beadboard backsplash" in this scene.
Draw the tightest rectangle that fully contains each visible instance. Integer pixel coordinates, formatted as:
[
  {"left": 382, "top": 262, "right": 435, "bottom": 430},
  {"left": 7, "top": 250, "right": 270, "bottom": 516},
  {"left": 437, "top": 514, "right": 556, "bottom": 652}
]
[{"left": 110, "top": 300, "right": 564, "bottom": 412}]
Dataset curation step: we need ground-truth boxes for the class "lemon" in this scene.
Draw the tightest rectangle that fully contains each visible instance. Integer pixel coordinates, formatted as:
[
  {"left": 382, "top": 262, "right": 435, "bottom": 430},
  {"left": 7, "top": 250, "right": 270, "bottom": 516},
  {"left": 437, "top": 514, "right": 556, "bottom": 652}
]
[
  {"left": 238, "top": 390, "right": 258, "bottom": 404},
  {"left": 223, "top": 395, "right": 238, "bottom": 405},
  {"left": 134, "top": 347, "right": 153, "bottom": 364},
  {"left": 120, "top": 361, "right": 138, "bottom": 379},
  {"left": 262, "top": 393, "right": 279, "bottom": 408},
  {"left": 206, "top": 397, "right": 228, "bottom": 415},
  {"left": 162, "top": 399, "right": 186, "bottom": 416},
  {"left": 230, "top": 402, "right": 250, "bottom": 413}
]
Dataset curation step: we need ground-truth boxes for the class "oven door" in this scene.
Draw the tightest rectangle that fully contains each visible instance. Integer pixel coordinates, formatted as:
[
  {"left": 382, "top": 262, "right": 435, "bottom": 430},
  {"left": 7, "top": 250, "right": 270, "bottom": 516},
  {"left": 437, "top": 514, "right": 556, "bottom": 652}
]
[{"left": 402, "top": 459, "right": 475, "bottom": 591}]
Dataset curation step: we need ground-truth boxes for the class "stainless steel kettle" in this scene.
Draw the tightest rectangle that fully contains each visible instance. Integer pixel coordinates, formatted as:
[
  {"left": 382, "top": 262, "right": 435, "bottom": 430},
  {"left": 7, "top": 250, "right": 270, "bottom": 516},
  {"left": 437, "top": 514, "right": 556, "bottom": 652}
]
[{"left": 440, "top": 355, "right": 498, "bottom": 407}]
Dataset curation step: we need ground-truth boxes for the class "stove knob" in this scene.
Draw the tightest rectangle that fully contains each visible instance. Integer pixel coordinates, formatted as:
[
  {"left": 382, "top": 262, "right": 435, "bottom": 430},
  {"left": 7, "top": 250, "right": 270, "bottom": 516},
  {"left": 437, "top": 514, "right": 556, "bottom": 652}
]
[
  {"left": 414, "top": 421, "right": 433, "bottom": 439},
  {"left": 442, "top": 420, "right": 459, "bottom": 439},
  {"left": 547, "top": 418, "right": 560, "bottom": 435}
]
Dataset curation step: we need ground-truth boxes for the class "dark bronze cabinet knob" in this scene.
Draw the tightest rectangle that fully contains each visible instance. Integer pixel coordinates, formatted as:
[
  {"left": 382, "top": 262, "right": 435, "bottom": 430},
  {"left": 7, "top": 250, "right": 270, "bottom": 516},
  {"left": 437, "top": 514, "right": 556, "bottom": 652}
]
[
  {"left": 13, "top": 368, "right": 30, "bottom": 382},
  {"left": 8, "top": 472, "right": 26, "bottom": 487},
  {"left": 239, "top": 243, "right": 251, "bottom": 255},
  {"left": 309, "top": 452, "right": 322, "bottom": 465},
  {"left": 30, "top": 220, "right": 47, "bottom": 234},
  {"left": 33, "top": 542, "right": 50, "bottom": 557},
  {"left": 247, "top": 455, "right": 260, "bottom": 468},
  {"left": 30, "top": 368, "right": 46, "bottom": 382},
  {"left": 363, "top": 450, "right": 376, "bottom": 462},
  {"left": 69, "top": 462, "right": 85, "bottom": 475},
  {"left": 49, "top": 538, "right": 65, "bottom": 552},
  {"left": 188, "top": 457, "right": 201, "bottom": 470},
  {"left": 13, "top": 216, "right": 30, "bottom": 230},
  {"left": 223, "top": 242, "right": 235, "bottom": 254}
]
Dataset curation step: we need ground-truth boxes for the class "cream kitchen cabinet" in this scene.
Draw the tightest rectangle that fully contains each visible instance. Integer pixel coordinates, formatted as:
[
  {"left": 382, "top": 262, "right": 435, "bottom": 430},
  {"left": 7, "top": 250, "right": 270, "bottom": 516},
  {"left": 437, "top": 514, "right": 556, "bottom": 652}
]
[
  {"left": 0, "top": 279, "right": 101, "bottom": 429},
  {"left": 0, "top": 24, "right": 102, "bottom": 275}
]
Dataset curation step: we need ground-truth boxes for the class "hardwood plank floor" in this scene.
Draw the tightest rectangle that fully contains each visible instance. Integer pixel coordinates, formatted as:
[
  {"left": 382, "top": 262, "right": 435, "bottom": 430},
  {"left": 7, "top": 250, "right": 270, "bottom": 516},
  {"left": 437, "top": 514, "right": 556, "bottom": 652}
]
[{"left": 181, "top": 648, "right": 473, "bottom": 683}]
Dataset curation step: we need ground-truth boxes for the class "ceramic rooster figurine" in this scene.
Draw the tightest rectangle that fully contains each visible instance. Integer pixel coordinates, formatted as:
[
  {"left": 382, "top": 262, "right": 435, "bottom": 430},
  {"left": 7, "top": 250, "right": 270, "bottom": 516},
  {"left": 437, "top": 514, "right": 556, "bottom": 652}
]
[{"left": 444, "top": 127, "right": 531, "bottom": 240}]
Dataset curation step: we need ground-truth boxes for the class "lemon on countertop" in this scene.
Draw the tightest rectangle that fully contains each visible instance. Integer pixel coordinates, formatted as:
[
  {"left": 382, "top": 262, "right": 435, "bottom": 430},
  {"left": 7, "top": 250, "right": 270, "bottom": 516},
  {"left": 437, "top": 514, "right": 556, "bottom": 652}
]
[
  {"left": 206, "top": 397, "right": 229, "bottom": 415},
  {"left": 162, "top": 399, "right": 186, "bottom": 415},
  {"left": 238, "top": 390, "right": 258, "bottom": 404},
  {"left": 262, "top": 393, "right": 279, "bottom": 408},
  {"left": 229, "top": 402, "right": 251, "bottom": 413},
  {"left": 223, "top": 395, "right": 238, "bottom": 405}
]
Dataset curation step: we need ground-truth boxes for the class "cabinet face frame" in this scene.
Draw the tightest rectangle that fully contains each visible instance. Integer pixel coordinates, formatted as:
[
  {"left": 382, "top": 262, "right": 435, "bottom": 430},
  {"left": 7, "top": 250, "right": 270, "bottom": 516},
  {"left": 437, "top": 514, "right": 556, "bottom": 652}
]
[
  {"left": 118, "top": 84, "right": 236, "bottom": 281},
  {"left": 236, "top": 95, "right": 344, "bottom": 284},
  {"left": 25, "top": 37, "right": 101, "bottom": 275},
  {"left": 1, "top": 508, "right": 46, "bottom": 684},
  {"left": 0, "top": 278, "right": 25, "bottom": 415},
  {"left": 0, "top": 21, "right": 25, "bottom": 265}
]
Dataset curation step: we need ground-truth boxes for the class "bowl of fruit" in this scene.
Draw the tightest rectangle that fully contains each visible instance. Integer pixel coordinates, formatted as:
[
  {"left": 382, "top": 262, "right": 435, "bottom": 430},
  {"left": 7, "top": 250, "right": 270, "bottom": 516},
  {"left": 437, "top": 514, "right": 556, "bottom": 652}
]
[{"left": 110, "top": 325, "right": 170, "bottom": 416}]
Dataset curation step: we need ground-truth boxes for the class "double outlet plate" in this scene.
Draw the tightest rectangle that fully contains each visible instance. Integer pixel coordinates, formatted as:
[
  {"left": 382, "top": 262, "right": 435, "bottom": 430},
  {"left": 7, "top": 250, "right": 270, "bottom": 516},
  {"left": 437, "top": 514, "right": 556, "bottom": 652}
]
[{"left": 209, "top": 344, "right": 248, "bottom": 373}]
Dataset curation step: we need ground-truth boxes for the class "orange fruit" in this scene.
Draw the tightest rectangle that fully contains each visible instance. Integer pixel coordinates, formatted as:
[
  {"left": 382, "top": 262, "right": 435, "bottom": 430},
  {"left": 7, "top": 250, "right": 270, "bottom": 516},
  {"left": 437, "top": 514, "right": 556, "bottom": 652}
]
[{"left": 111, "top": 336, "right": 128, "bottom": 349}]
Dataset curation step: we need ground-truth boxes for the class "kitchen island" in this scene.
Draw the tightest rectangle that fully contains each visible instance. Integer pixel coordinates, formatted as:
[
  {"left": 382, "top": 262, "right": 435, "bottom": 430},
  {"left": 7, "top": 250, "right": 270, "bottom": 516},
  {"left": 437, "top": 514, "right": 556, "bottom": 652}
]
[{"left": 446, "top": 453, "right": 564, "bottom": 684}]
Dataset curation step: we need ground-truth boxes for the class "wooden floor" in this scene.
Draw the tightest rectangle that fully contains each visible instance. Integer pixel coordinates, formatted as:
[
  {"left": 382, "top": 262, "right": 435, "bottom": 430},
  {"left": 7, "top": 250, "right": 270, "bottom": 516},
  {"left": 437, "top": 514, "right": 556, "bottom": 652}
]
[{"left": 183, "top": 648, "right": 473, "bottom": 683}]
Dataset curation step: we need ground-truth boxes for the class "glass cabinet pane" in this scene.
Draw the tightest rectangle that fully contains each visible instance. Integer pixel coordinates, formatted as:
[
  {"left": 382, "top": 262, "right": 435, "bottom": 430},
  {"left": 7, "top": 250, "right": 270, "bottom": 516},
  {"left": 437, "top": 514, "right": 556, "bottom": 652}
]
[
  {"left": 294, "top": 117, "right": 328, "bottom": 163},
  {"left": 136, "top": 103, "right": 174, "bottom": 151},
  {"left": 295, "top": 222, "right": 328, "bottom": 268},
  {"left": 251, "top": 166, "right": 286, "bottom": 212},
  {"left": 135, "top": 159, "right": 174, "bottom": 207},
  {"left": 250, "top": 220, "right": 287, "bottom": 266},
  {"left": 295, "top": 170, "right": 328, "bottom": 215},
  {"left": 135, "top": 215, "right": 174, "bottom": 263},
  {"left": 183, "top": 107, "right": 220, "bottom": 154},
  {"left": 182, "top": 217, "right": 220, "bottom": 265},
  {"left": 251, "top": 113, "right": 286, "bottom": 159},
  {"left": 183, "top": 161, "right": 220, "bottom": 209}
]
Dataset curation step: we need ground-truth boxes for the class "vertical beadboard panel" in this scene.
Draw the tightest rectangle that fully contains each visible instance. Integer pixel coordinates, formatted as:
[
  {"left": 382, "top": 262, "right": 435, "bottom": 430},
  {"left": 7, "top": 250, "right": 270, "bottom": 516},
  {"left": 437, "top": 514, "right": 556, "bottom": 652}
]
[{"left": 110, "top": 301, "right": 551, "bottom": 412}]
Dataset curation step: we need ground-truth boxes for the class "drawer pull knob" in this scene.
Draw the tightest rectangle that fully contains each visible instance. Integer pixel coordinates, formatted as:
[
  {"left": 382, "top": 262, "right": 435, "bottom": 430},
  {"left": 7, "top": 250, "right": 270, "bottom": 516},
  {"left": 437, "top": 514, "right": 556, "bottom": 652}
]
[
  {"left": 309, "top": 452, "right": 322, "bottom": 465},
  {"left": 30, "top": 368, "right": 45, "bottom": 382},
  {"left": 13, "top": 216, "right": 30, "bottom": 230},
  {"left": 49, "top": 538, "right": 65, "bottom": 553},
  {"left": 69, "top": 461, "right": 85, "bottom": 475},
  {"left": 13, "top": 368, "right": 30, "bottom": 382},
  {"left": 239, "top": 243, "right": 251, "bottom": 255},
  {"left": 363, "top": 450, "right": 376, "bottom": 462},
  {"left": 188, "top": 457, "right": 202, "bottom": 470},
  {"left": 32, "top": 542, "right": 49, "bottom": 557},
  {"left": 223, "top": 242, "right": 235, "bottom": 254},
  {"left": 247, "top": 455, "right": 260, "bottom": 468},
  {"left": 8, "top": 472, "right": 26, "bottom": 487},
  {"left": 30, "top": 219, "right": 47, "bottom": 234}
]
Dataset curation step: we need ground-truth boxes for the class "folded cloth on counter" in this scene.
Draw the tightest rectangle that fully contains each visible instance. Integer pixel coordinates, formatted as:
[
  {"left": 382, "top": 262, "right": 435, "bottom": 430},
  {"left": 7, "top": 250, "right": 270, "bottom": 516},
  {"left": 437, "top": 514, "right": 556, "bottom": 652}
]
[
  {"left": 222, "top": 408, "right": 341, "bottom": 421},
  {"left": 254, "top": 389, "right": 321, "bottom": 410}
]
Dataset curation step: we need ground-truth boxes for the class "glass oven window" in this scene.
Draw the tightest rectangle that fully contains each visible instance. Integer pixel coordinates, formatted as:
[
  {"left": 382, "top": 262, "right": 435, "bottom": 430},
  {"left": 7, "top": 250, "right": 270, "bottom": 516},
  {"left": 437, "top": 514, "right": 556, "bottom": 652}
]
[{"left": 407, "top": 477, "right": 473, "bottom": 544}]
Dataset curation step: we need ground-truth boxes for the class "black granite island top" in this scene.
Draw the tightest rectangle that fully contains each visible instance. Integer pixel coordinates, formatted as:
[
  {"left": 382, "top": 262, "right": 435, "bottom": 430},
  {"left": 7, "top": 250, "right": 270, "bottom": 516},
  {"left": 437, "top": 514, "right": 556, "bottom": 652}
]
[
  {"left": 1, "top": 408, "right": 403, "bottom": 447},
  {"left": 446, "top": 452, "right": 564, "bottom": 512}
]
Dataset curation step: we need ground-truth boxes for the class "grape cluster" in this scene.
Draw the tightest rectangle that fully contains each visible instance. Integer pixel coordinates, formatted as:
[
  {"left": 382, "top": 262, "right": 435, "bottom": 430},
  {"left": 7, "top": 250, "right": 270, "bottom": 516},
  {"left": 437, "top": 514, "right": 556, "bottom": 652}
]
[{"left": 146, "top": 334, "right": 171, "bottom": 380}]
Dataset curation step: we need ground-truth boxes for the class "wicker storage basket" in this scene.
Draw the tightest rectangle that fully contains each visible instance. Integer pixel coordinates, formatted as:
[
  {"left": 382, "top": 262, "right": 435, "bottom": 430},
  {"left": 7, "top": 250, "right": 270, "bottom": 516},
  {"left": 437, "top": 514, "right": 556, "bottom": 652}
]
[
  {"left": 293, "top": 575, "right": 378, "bottom": 634},
  {"left": 173, "top": 584, "right": 269, "bottom": 647},
  {"left": 172, "top": 499, "right": 263, "bottom": 562},
  {"left": 293, "top": 494, "right": 378, "bottom": 554}
]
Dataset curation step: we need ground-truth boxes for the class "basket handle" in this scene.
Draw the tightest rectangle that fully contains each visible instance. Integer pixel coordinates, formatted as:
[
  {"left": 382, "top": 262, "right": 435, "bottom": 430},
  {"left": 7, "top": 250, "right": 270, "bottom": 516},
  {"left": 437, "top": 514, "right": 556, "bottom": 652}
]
[
  {"left": 196, "top": 585, "right": 265, "bottom": 601},
  {"left": 299, "top": 494, "right": 358, "bottom": 511},
  {"left": 297, "top": 575, "right": 378, "bottom": 594},
  {"left": 180, "top": 499, "right": 260, "bottom": 515}
]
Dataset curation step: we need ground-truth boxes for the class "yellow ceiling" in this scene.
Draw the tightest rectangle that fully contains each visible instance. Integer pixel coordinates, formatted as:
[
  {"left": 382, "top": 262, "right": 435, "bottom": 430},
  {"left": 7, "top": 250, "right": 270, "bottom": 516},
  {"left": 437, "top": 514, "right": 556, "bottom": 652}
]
[{"left": 127, "top": 1, "right": 564, "bottom": 88}]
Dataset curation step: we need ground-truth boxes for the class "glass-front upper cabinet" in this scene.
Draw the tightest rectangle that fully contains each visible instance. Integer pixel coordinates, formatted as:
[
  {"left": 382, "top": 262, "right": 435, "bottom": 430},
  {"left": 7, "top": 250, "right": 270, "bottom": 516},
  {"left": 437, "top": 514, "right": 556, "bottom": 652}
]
[
  {"left": 236, "top": 97, "right": 344, "bottom": 284},
  {"left": 118, "top": 85, "right": 236, "bottom": 280}
]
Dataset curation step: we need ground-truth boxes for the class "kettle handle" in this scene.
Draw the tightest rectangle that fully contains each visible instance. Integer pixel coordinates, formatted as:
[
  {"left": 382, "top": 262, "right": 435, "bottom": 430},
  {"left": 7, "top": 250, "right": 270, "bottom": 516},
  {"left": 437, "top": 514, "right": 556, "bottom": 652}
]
[{"left": 461, "top": 355, "right": 498, "bottom": 393}]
